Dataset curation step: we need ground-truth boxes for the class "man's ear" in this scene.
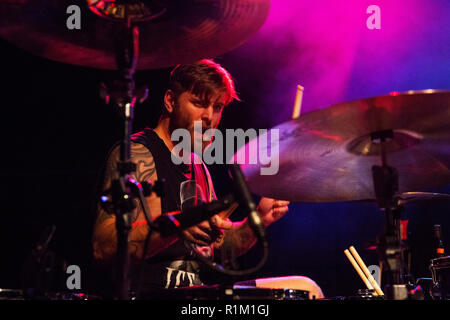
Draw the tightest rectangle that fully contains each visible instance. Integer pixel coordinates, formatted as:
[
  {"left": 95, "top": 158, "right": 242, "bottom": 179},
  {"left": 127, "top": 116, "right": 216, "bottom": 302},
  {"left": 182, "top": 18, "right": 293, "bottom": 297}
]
[{"left": 164, "top": 90, "right": 175, "bottom": 114}]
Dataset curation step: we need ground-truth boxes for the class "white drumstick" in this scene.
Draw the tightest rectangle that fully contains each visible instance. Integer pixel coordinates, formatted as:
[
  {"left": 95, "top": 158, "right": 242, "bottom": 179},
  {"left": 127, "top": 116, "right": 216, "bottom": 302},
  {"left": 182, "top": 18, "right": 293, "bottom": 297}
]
[
  {"left": 344, "top": 249, "right": 377, "bottom": 294},
  {"left": 349, "top": 246, "right": 384, "bottom": 296},
  {"left": 291, "top": 85, "right": 304, "bottom": 119}
]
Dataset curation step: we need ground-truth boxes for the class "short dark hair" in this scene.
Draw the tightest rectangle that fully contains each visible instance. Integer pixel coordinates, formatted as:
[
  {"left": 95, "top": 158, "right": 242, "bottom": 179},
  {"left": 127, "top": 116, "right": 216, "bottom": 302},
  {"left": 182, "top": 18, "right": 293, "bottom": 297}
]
[{"left": 168, "top": 59, "right": 239, "bottom": 106}]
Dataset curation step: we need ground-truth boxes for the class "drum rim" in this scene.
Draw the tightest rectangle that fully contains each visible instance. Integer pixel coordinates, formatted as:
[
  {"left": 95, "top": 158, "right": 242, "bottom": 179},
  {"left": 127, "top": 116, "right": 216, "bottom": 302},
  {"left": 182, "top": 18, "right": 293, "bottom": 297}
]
[
  {"left": 142, "top": 286, "right": 310, "bottom": 300},
  {"left": 430, "top": 256, "right": 450, "bottom": 268},
  {"left": 0, "top": 288, "right": 23, "bottom": 294}
]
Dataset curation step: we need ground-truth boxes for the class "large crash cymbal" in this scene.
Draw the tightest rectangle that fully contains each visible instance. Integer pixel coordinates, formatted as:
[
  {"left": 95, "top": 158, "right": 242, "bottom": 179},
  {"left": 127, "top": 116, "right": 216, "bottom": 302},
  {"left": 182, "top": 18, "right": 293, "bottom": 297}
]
[
  {"left": 0, "top": 0, "right": 270, "bottom": 70},
  {"left": 235, "top": 90, "right": 450, "bottom": 202},
  {"left": 395, "top": 192, "right": 450, "bottom": 205}
]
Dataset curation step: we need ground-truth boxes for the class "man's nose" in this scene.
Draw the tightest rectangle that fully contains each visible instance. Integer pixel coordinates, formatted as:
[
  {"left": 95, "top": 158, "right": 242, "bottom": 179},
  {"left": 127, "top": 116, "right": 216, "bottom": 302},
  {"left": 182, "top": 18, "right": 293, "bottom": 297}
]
[{"left": 201, "top": 105, "right": 214, "bottom": 125}]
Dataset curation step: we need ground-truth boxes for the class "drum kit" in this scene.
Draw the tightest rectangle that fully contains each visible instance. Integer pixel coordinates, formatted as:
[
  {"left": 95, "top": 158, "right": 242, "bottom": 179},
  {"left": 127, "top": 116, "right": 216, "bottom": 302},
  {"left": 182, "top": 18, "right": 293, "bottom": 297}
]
[{"left": 1, "top": 0, "right": 450, "bottom": 301}]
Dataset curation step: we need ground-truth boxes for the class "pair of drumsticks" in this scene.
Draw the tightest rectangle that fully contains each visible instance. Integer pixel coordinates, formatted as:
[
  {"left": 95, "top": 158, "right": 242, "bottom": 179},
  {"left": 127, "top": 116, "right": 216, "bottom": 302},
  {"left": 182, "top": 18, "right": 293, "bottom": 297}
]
[{"left": 344, "top": 246, "right": 384, "bottom": 296}]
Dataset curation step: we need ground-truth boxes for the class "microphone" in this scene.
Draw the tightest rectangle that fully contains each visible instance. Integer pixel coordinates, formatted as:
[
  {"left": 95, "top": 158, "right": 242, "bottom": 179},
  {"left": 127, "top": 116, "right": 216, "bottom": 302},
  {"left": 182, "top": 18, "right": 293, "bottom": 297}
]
[
  {"left": 227, "top": 163, "right": 266, "bottom": 242},
  {"left": 153, "top": 195, "right": 234, "bottom": 236}
]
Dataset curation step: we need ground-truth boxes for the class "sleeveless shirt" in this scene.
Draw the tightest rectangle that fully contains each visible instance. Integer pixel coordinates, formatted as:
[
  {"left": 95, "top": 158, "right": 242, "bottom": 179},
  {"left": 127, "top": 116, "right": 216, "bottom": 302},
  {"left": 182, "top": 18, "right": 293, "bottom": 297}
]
[{"left": 130, "top": 128, "right": 217, "bottom": 291}]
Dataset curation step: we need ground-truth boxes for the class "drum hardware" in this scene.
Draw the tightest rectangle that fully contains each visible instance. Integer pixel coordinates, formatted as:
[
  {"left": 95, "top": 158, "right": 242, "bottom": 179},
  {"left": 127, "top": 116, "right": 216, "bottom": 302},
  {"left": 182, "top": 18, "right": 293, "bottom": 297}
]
[
  {"left": 0, "top": 289, "right": 24, "bottom": 300},
  {"left": 22, "top": 290, "right": 102, "bottom": 300},
  {"left": 20, "top": 225, "right": 71, "bottom": 297},
  {"left": 413, "top": 278, "right": 433, "bottom": 300},
  {"left": 365, "top": 192, "right": 450, "bottom": 291},
  {"left": 227, "top": 286, "right": 309, "bottom": 300},
  {"left": 369, "top": 129, "right": 416, "bottom": 297},
  {"left": 384, "top": 284, "right": 411, "bottom": 300},
  {"left": 433, "top": 224, "right": 446, "bottom": 258},
  {"left": 370, "top": 130, "right": 402, "bottom": 287},
  {"left": 329, "top": 287, "right": 424, "bottom": 300},
  {"left": 345, "top": 289, "right": 385, "bottom": 300},
  {"left": 323, "top": 289, "right": 386, "bottom": 300},
  {"left": 429, "top": 225, "right": 449, "bottom": 299},
  {"left": 138, "top": 285, "right": 309, "bottom": 300},
  {"left": 429, "top": 256, "right": 450, "bottom": 300},
  {"left": 37, "top": 292, "right": 102, "bottom": 300},
  {"left": 96, "top": 20, "right": 158, "bottom": 300},
  {"left": 237, "top": 90, "right": 450, "bottom": 299}
]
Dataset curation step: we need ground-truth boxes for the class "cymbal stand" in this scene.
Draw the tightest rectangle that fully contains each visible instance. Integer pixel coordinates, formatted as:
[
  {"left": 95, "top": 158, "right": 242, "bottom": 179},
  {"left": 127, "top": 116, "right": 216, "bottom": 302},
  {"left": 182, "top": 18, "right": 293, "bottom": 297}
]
[
  {"left": 100, "top": 21, "right": 152, "bottom": 300},
  {"left": 370, "top": 130, "right": 411, "bottom": 297}
]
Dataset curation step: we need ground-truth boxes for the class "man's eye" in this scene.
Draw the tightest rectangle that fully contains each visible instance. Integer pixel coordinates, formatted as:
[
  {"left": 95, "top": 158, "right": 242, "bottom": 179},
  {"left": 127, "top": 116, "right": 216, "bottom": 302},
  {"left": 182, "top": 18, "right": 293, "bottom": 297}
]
[{"left": 214, "top": 105, "right": 223, "bottom": 111}]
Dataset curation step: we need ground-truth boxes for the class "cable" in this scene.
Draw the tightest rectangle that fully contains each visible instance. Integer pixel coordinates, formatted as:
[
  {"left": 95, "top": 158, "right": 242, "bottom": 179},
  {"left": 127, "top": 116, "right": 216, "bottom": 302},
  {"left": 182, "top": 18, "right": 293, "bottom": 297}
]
[{"left": 185, "top": 232, "right": 269, "bottom": 277}]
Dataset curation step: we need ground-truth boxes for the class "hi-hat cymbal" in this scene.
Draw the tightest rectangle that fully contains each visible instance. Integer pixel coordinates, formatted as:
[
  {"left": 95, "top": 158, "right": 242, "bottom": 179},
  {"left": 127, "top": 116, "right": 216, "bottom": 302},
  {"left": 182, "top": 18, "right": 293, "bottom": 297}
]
[
  {"left": 0, "top": 0, "right": 270, "bottom": 70},
  {"left": 234, "top": 90, "right": 450, "bottom": 202}
]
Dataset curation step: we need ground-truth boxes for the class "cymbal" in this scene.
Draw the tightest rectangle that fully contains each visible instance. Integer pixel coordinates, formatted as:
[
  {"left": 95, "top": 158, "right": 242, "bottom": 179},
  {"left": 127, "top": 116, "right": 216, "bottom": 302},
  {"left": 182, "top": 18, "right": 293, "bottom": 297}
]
[
  {"left": 0, "top": 0, "right": 270, "bottom": 70},
  {"left": 396, "top": 192, "right": 450, "bottom": 205},
  {"left": 235, "top": 90, "right": 450, "bottom": 202}
]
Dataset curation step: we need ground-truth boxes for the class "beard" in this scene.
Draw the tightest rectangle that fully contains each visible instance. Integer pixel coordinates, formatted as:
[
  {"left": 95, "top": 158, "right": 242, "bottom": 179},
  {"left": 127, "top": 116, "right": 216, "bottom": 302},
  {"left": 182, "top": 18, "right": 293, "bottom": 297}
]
[{"left": 169, "top": 102, "right": 213, "bottom": 155}]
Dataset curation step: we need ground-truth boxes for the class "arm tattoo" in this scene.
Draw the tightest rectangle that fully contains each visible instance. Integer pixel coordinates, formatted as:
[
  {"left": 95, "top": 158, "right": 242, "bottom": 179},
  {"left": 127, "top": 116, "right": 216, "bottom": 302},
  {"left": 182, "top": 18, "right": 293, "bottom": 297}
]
[
  {"left": 131, "top": 143, "right": 156, "bottom": 222},
  {"left": 96, "top": 143, "right": 156, "bottom": 224},
  {"left": 135, "top": 158, "right": 156, "bottom": 182},
  {"left": 131, "top": 143, "right": 156, "bottom": 183}
]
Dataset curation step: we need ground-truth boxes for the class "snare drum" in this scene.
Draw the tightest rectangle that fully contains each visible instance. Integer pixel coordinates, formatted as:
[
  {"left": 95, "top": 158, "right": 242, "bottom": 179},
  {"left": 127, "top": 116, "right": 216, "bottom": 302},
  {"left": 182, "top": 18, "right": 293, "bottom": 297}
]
[{"left": 430, "top": 256, "right": 450, "bottom": 300}]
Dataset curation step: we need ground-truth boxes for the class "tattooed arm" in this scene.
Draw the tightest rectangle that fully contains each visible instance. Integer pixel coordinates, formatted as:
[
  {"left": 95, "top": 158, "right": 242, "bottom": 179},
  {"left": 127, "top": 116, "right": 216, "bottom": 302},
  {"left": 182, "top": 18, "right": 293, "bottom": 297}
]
[
  {"left": 92, "top": 142, "right": 178, "bottom": 266},
  {"left": 92, "top": 141, "right": 233, "bottom": 266}
]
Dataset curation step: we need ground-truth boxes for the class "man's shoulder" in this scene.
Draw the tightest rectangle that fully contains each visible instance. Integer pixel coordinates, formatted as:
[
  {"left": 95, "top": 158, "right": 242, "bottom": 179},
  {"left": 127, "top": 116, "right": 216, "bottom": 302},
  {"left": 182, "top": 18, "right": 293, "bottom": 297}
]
[
  {"left": 131, "top": 141, "right": 154, "bottom": 159},
  {"left": 131, "top": 128, "right": 167, "bottom": 155},
  {"left": 131, "top": 127, "right": 155, "bottom": 141}
]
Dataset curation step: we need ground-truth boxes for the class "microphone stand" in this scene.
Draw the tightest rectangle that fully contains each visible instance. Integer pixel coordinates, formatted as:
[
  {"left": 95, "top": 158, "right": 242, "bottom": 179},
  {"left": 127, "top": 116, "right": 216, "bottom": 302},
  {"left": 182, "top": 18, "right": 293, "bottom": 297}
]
[
  {"left": 100, "top": 21, "right": 155, "bottom": 300},
  {"left": 115, "top": 23, "right": 138, "bottom": 301}
]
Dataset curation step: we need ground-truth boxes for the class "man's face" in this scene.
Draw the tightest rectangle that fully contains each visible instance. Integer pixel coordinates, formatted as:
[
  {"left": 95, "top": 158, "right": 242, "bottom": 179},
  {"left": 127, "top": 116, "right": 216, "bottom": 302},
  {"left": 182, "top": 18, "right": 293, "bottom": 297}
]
[{"left": 169, "top": 90, "right": 226, "bottom": 152}]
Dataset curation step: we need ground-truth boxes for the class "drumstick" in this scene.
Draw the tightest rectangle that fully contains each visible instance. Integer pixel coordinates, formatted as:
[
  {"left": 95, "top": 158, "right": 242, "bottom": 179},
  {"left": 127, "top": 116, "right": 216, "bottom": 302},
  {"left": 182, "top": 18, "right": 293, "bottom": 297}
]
[
  {"left": 291, "top": 85, "right": 304, "bottom": 120},
  {"left": 218, "top": 202, "right": 239, "bottom": 220},
  {"left": 344, "top": 249, "right": 377, "bottom": 294},
  {"left": 349, "top": 246, "right": 384, "bottom": 296},
  {"left": 212, "top": 202, "right": 239, "bottom": 247}
]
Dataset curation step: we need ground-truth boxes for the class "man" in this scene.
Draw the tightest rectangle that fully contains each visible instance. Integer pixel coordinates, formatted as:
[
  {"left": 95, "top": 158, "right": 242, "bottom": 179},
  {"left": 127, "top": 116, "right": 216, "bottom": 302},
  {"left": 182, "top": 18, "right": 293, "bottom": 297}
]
[{"left": 93, "top": 59, "right": 324, "bottom": 299}]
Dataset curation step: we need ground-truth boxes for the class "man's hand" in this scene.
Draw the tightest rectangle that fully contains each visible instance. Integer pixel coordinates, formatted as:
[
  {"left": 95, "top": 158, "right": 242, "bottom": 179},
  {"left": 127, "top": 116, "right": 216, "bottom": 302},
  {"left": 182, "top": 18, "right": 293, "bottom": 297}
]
[
  {"left": 257, "top": 197, "right": 290, "bottom": 227},
  {"left": 181, "top": 214, "right": 232, "bottom": 246}
]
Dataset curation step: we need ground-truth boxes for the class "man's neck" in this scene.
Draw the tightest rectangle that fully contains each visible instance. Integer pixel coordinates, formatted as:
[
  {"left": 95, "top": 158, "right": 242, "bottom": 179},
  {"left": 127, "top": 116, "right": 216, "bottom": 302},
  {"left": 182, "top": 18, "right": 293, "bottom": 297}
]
[
  {"left": 154, "top": 118, "right": 193, "bottom": 176},
  {"left": 154, "top": 118, "right": 175, "bottom": 152}
]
